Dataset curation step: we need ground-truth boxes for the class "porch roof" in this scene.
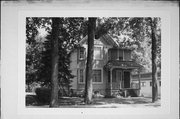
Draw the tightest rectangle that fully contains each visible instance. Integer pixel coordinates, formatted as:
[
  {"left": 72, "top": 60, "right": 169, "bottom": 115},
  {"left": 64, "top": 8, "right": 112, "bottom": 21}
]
[{"left": 104, "top": 60, "right": 142, "bottom": 70}]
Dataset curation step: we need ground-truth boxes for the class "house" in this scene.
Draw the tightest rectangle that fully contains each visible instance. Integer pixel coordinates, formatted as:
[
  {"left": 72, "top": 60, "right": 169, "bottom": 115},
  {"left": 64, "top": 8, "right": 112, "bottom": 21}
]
[
  {"left": 70, "top": 34, "right": 142, "bottom": 97},
  {"left": 131, "top": 72, "right": 161, "bottom": 97}
]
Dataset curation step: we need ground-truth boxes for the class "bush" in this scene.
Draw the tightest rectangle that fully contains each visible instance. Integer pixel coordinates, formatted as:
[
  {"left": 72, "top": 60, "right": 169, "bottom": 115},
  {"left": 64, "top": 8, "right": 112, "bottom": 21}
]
[
  {"left": 104, "top": 95, "right": 116, "bottom": 98},
  {"left": 93, "top": 91, "right": 104, "bottom": 98},
  {"left": 26, "top": 95, "right": 37, "bottom": 106},
  {"left": 128, "top": 89, "right": 138, "bottom": 97},
  {"left": 26, "top": 82, "right": 41, "bottom": 92},
  {"left": 35, "top": 87, "right": 51, "bottom": 104}
]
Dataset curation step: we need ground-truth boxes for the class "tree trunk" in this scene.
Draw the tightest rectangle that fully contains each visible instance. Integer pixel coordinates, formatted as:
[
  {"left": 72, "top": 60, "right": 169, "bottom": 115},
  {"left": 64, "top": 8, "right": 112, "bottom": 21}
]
[
  {"left": 49, "top": 18, "right": 61, "bottom": 107},
  {"left": 84, "top": 18, "right": 96, "bottom": 104},
  {"left": 151, "top": 18, "right": 158, "bottom": 102}
]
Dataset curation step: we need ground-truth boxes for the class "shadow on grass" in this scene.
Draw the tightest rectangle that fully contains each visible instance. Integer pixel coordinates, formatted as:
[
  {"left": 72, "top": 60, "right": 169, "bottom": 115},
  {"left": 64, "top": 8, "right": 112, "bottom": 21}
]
[{"left": 26, "top": 94, "right": 160, "bottom": 107}]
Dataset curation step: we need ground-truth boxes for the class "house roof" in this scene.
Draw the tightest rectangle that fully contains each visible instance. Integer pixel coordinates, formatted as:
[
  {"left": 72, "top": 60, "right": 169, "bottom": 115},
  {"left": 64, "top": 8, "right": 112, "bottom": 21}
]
[
  {"left": 104, "top": 60, "right": 142, "bottom": 70},
  {"left": 131, "top": 72, "right": 161, "bottom": 81},
  {"left": 78, "top": 34, "right": 126, "bottom": 48}
]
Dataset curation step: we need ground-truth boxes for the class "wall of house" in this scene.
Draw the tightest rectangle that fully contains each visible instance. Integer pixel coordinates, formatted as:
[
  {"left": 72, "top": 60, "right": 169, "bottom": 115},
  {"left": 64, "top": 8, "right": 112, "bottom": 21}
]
[
  {"left": 70, "top": 38, "right": 134, "bottom": 95},
  {"left": 70, "top": 50, "right": 78, "bottom": 90},
  {"left": 76, "top": 43, "right": 109, "bottom": 95},
  {"left": 132, "top": 77, "right": 161, "bottom": 97},
  {"left": 77, "top": 70, "right": 109, "bottom": 95}
]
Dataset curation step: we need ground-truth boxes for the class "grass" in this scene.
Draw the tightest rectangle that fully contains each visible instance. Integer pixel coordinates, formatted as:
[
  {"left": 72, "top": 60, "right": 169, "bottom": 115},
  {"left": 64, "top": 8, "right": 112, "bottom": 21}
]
[{"left": 26, "top": 93, "right": 161, "bottom": 108}]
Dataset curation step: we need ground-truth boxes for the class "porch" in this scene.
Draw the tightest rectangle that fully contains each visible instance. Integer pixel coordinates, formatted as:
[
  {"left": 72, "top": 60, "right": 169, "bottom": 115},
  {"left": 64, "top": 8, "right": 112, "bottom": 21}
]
[{"left": 104, "top": 60, "right": 142, "bottom": 97}]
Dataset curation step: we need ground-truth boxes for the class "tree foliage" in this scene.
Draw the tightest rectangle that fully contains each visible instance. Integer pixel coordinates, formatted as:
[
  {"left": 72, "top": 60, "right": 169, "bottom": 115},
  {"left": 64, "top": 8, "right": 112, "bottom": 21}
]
[
  {"left": 95, "top": 17, "right": 161, "bottom": 73},
  {"left": 26, "top": 17, "right": 86, "bottom": 92}
]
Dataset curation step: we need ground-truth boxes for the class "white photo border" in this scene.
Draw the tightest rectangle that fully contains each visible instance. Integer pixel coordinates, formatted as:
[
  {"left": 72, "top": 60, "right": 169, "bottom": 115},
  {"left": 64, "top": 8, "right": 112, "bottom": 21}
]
[{"left": 1, "top": 1, "right": 179, "bottom": 119}]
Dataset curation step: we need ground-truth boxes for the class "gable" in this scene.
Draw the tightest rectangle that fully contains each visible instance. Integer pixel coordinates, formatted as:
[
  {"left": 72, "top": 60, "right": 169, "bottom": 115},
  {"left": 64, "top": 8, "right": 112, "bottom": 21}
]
[{"left": 78, "top": 34, "right": 119, "bottom": 47}]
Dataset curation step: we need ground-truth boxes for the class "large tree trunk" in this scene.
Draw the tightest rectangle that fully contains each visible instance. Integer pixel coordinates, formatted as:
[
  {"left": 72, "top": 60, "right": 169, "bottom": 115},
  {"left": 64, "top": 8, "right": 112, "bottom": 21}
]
[
  {"left": 151, "top": 18, "right": 158, "bottom": 102},
  {"left": 49, "top": 18, "right": 61, "bottom": 107},
  {"left": 84, "top": 18, "right": 96, "bottom": 104}
]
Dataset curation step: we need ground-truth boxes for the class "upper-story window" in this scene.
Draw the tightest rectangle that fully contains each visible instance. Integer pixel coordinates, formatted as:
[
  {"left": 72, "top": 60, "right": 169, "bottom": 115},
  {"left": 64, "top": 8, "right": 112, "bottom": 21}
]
[
  {"left": 79, "top": 46, "right": 103, "bottom": 60},
  {"left": 79, "top": 47, "right": 85, "bottom": 60},
  {"left": 79, "top": 69, "right": 84, "bottom": 83},
  {"left": 108, "top": 49, "right": 131, "bottom": 61},
  {"left": 94, "top": 46, "right": 102, "bottom": 60}
]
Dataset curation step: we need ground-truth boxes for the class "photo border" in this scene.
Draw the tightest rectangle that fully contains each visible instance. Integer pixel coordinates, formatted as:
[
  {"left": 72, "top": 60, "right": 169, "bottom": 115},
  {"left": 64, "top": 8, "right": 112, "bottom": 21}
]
[{"left": 1, "top": 1, "right": 179, "bottom": 119}]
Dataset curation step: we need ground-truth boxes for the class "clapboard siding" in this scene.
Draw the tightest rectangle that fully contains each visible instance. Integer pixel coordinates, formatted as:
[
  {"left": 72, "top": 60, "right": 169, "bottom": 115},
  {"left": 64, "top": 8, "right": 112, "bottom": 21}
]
[
  {"left": 69, "top": 35, "right": 137, "bottom": 96},
  {"left": 70, "top": 50, "right": 78, "bottom": 89}
]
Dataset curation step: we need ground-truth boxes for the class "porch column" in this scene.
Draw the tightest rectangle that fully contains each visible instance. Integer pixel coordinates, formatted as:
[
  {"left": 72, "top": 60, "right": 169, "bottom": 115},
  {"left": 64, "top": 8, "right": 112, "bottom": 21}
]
[
  {"left": 138, "top": 69, "right": 141, "bottom": 96},
  {"left": 138, "top": 70, "right": 141, "bottom": 90},
  {"left": 110, "top": 68, "right": 113, "bottom": 96}
]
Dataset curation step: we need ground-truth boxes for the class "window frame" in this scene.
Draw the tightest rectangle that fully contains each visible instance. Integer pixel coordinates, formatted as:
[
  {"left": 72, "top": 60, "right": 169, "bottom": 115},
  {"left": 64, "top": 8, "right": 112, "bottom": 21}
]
[
  {"left": 78, "top": 68, "right": 103, "bottom": 84},
  {"left": 79, "top": 47, "right": 85, "bottom": 60},
  {"left": 141, "top": 82, "right": 146, "bottom": 87},
  {"left": 93, "top": 46, "right": 103, "bottom": 60},
  {"left": 150, "top": 81, "right": 152, "bottom": 86},
  {"left": 92, "top": 68, "right": 103, "bottom": 84},
  {"left": 78, "top": 68, "right": 85, "bottom": 84}
]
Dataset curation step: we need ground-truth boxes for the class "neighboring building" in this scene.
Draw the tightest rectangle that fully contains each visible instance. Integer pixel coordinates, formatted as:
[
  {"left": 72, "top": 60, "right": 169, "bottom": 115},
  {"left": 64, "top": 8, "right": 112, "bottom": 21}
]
[
  {"left": 70, "top": 34, "right": 142, "bottom": 96},
  {"left": 131, "top": 72, "right": 161, "bottom": 97}
]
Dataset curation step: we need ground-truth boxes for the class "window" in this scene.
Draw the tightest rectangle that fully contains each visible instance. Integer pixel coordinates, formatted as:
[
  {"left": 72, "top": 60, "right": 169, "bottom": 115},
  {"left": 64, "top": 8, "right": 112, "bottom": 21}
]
[
  {"left": 141, "top": 82, "right": 146, "bottom": 87},
  {"left": 159, "top": 81, "right": 161, "bottom": 86},
  {"left": 150, "top": 82, "right": 152, "bottom": 86},
  {"left": 79, "top": 47, "right": 85, "bottom": 59},
  {"left": 93, "top": 69, "right": 102, "bottom": 83},
  {"left": 78, "top": 69, "right": 102, "bottom": 83},
  {"left": 94, "top": 47, "right": 102, "bottom": 59},
  {"left": 79, "top": 69, "right": 84, "bottom": 83}
]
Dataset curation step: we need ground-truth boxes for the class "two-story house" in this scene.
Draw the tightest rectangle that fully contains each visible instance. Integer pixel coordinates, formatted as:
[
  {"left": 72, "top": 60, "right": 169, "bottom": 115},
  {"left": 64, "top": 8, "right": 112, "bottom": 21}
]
[{"left": 70, "top": 34, "right": 142, "bottom": 97}]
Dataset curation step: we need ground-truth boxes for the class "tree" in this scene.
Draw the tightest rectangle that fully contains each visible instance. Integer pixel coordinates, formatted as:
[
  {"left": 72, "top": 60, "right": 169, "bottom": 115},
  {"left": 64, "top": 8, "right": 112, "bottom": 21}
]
[
  {"left": 39, "top": 18, "right": 86, "bottom": 94},
  {"left": 97, "top": 17, "right": 161, "bottom": 73},
  {"left": 49, "top": 18, "right": 62, "bottom": 107},
  {"left": 84, "top": 18, "right": 96, "bottom": 104},
  {"left": 26, "top": 18, "right": 86, "bottom": 89},
  {"left": 26, "top": 17, "right": 51, "bottom": 90},
  {"left": 150, "top": 17, "right": 159, "bottom": 102},
  {"left": 95, "top": 17, "right": 161, "bottom": 102}
]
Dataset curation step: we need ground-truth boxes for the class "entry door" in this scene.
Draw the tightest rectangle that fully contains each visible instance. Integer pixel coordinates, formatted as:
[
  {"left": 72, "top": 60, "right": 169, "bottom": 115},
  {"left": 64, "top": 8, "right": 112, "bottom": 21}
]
[
  {"left": 123, "top": 71, "right": 130, "bottom": 88},
  {"left": 116, "top": 70, "right": 122, "bottom": 89}
]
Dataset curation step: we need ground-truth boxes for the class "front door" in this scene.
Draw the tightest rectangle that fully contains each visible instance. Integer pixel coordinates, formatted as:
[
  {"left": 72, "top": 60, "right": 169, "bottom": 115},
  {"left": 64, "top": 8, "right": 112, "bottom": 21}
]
[
  {"left": 112, "top": 69, "right": 122, "bottom": 90},
  {"left": 116, "top": 70, "right": 122, "bottom": 89},
  {"left": 123, "top": 71, "right": 130, "bottom": 88}
]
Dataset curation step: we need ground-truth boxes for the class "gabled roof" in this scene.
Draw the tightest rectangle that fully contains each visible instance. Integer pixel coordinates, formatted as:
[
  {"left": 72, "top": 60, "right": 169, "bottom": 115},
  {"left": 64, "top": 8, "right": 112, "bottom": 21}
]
[{"left": 78, "top": 34, "right": 119, "bottom": 47}]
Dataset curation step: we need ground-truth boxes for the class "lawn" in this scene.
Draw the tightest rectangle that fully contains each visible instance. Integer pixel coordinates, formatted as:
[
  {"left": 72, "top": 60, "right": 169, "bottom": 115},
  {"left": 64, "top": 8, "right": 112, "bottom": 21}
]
[{"left": 26, "top": 93, "right": 161, "bottom": 108}]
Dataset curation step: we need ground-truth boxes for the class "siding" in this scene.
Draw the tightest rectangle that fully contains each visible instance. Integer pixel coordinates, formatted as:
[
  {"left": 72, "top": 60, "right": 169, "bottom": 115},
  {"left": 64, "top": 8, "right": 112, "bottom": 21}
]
[
  {"left": 70, "top": 38, "right": 133, "bottom": 95},
  {"left": 70, "top": 50, "right": 78, "bottom": 89},
  {"left": 131, "top": 72, "right": 161, "bottom": 97},
  {"left": 76, "top": 44, "right": 109, "bottom": 95}
]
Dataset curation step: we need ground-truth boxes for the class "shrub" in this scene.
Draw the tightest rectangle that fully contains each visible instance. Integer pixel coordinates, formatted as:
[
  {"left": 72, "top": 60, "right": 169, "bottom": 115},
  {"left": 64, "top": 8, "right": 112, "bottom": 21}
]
[
  {"left": 128, "top": 89, "right": 138, "bottom": 97},
  {"left": 93, "top": 91, "right": 104, "bottom": 98},
  {"left": 26, "top": 82, "right": 41, "bottom": 92},
  {"left": 104, "top": 95, "right": 116, "bottom": 98},
  {"left": 26, "top": 95, "right": 37, "bottom": 106},
  {"left": 35, "top": 87, "right": 51, "bottom": 104}
]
